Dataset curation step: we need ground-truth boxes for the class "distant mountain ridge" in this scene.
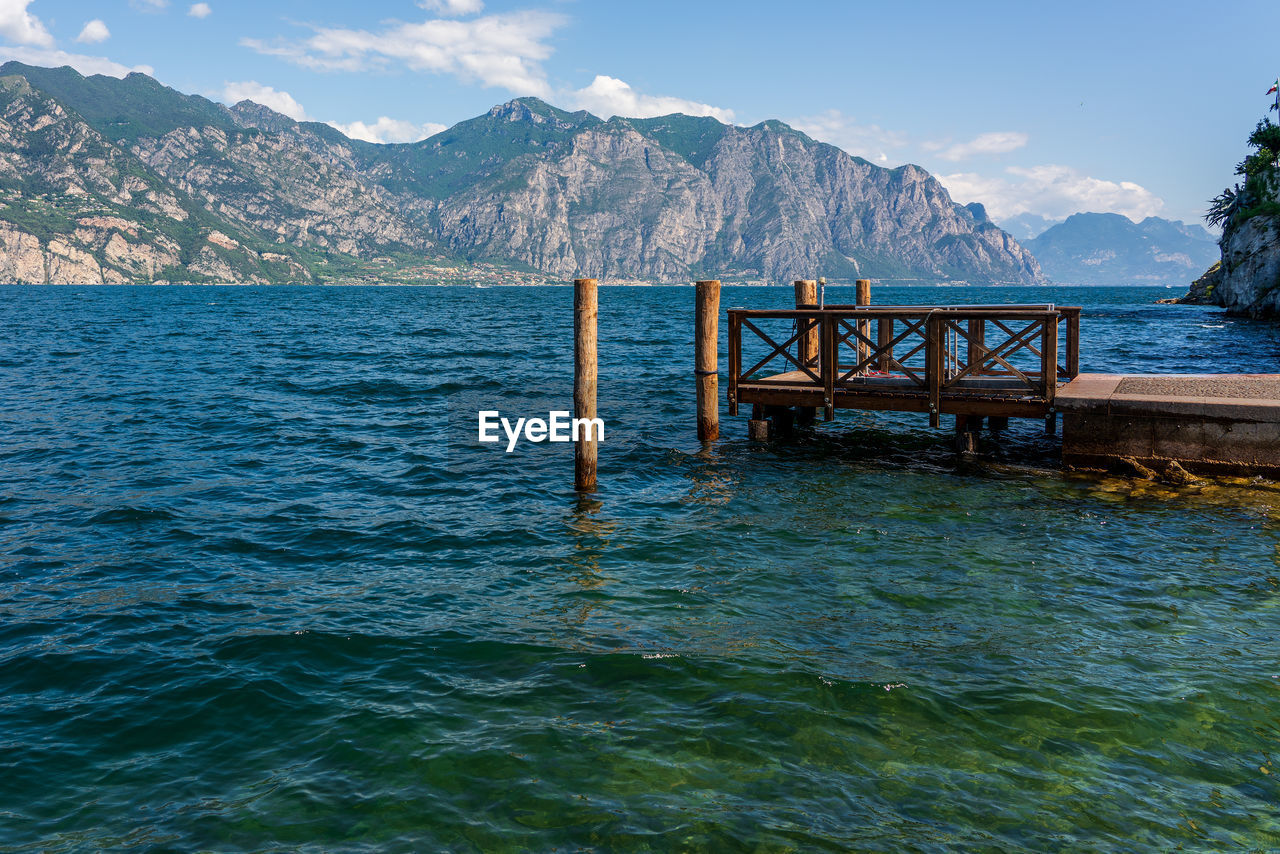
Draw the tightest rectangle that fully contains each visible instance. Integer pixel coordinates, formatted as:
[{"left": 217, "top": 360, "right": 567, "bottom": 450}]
[
  {"left": 0, "top": 61, "right": 1042, "bottom": 284},
  {"left": 1023, "top": 212, "right": 1219, "bottom": 285},
  {"left": 998, "top": 213, "right": 1061, "bottom": 241}
]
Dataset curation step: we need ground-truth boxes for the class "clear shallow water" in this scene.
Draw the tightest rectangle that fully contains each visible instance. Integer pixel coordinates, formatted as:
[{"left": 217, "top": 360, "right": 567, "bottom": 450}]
[{"left": 2, "top": 284, "right": 1280, "bottom": 851}]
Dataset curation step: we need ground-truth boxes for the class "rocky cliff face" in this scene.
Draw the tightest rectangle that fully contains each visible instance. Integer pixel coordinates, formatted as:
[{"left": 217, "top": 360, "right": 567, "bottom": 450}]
[
  {"left": 426, "top": 103, "right": 1042, "bottom": 283},
  {"left": 0, "top": 62, "right": 1043, "bottom": 285},
  {"left": 1178, "top": 212, "right": 1280, "bottom": 317},
  {"left": 0, "top": 72, "right": 314, "bottom": 283},
  {"left": 433, "top": 119, "right": 723, "bottom": 281},
  {"left": 1206, "top": 215, "right": 1280, "bottom": 316}
]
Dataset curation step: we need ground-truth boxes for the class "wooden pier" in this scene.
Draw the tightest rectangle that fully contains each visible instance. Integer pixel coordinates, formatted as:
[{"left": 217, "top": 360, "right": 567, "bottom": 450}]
[
  {"left": 707, "top": 287, "right": 1279, "bottom": 476},
  {"left": 727, "top": 303, "right": 1081, "bottom": 430}
]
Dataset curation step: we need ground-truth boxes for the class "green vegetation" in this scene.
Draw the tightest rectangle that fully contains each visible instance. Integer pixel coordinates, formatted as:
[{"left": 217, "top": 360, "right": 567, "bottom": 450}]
[
  {"left": 154, "top": 264, "right": 218, "bottom": 284},
  {"left": 629, "top": 114, "right": 728, "bottom": 169},
  {"left": 364, "top": 97, "right": 600, "bottom": 199},
  {"left": 1207, "top": 119, "right": 1280, "bottom": 229},
  {"left": 0, "top": 196, "right": 78, "bottom": 236},
  {"left": 0, "top": 62, "right": 237, "bottom": 142}
]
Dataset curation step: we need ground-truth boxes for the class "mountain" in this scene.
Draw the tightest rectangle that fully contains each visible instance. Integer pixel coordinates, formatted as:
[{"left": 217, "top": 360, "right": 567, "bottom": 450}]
[
  {"left": 998, "top": 212, "right": 1061, "bottom": 241},
  {"left": 0, "top": 62, "right": 1042, "bottom": 285},
  {"left": 1024, "top": 212, "right": 1219, "bottom": 285}
]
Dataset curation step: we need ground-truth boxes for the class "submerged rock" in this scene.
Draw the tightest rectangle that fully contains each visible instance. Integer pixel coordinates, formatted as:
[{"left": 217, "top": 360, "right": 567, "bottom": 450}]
[
  {"left": 1114, "top": 456, "right": 1157, "bottom": 480},
  {"left": 1159, "top": 460, "right": 1201, "bottom": 486},
  {"left": 1162, "top": 260, "right": 1222, "bottom": 304}
]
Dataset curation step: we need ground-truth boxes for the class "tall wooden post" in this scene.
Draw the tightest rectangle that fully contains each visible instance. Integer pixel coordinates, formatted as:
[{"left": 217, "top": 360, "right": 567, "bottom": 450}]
[
  {"left": 794, "top": 279, "right": 817, "bottom": 308},
  {"left": 967, "top": 318, "right": 986, "bottom": 375},
  {"left": 574, "top": 278, "right": 598, "bottom": 491},
  {"left": 855, "top": 278, "right": 871, "bottom": 374},
  {"left": 1065, "top": 308, "right": 1081, "bottom": 378},
  {"left": 926, "top": 312, "right": 943, "bottom": 428},
  {"left": 877, "top": 317, "right": 893, "bottom": 372},
  {"left": 793, "top": 279, "right": 818, "bottom": 371},
  {"left": 794, "top": 279, "right": 819, "bottom": 424},
  {"left": 1043, "top": 313, "right": 1058, "bottom": 436},
  {"left": 695, "top": 279, "right": 720, "bottom": 443}
]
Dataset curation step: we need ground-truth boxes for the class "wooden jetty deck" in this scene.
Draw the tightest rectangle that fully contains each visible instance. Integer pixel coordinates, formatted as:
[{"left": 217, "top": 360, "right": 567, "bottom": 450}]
[
  {"left": 727, "top": 304, "right": 1081, "bottom": 428},
  {"left": 678, "top": 279, "right": 1278, "bottom": 478}
]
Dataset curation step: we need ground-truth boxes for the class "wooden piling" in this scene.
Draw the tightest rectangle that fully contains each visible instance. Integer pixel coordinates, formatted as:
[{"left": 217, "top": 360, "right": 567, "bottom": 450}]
[
  {"left": 695, "top": 279, "right": 721, "bottom": 443},
  {"left": 855, "top": 279, "right": 871, "bottom": 371},
  {"left": 1043, "top": 313, "right": 1058, "bottom": 435},
  {"left": 967, "top": 318, "right": 986, "bottom": 374},
  {"left": 926, "top": 312, "right": 943, "bottom": 428},
  {"left": 877, "top": 316, "right": 893, "bottom": 372},
  {"left": 748, "top": 403, "right": 770, "bottom": 441},
  {"left": 794, "top": 279, "right": 819, "bottom": 423},
  {"left": 794, "top": 280, "right": 818, "bottom": 370},
  {"left": 574, "top": 278, "right": 598, "bottom": 492},
  {"left": 794, "top": 279, "right": 818, "bottom": 307},
  {"left": 1064, "top": 309, "right": 1081, "bottom": 377},
  {"left": 955, "top": 414, "right": 981, "bottom": 454}
]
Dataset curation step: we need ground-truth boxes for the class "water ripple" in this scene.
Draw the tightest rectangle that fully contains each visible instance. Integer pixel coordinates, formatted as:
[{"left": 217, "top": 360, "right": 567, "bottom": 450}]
[{"left": 0, "top": 285, "right": 1279, "bottom": 850}]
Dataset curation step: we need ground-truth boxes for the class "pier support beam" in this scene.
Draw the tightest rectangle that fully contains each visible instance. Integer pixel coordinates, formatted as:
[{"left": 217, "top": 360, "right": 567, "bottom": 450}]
[
  {"left": 794, "top": 279, "right": 818, "bottom": 361},
  {"left": 748, "top": 404, "right": 770, "bottom": 441},
  {"left": 955, "top": 414, "right": 982, "bottom": 454},
  {"left": 574, "top": 278, "right": 598, "bottom": 492},
  {"left": 794, "top": 279, "right": 819, "bottom": 422},
  {"left": 855, "top": 278, "right": 871, "bottom": 371},
  {"left": 695, "top": 279, "right": 721, "bottom": 443},
  {"left": 765, "top": 404, "right": 795, "bottom": 436}
]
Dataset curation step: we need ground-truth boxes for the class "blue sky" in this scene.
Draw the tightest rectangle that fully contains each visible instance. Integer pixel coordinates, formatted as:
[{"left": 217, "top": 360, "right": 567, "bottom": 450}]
[{"left": 0, "top": 0, "right": 1276, "bottom": 226}]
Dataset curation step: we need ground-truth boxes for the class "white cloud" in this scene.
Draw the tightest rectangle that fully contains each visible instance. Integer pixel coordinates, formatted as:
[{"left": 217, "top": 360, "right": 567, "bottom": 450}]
[
  {"left": 417, "top": 0, "right": 483, "bottom": 15},
  {"left": 329, "top": 116, "right": 446, "bottom": 144},
  {"left": 933, "top": 131, "right": 1029, "bottom": 162},
  {"left": 938, "top": 164, "right": 1164, "bottom": 222},
  {"left": 75, "top": 19, "right": 110, "bottom": 44},
  {"left": 130, "top": 0, "right": 169, "bottom": 10},
  {"left": 242, "top": 10, "right": 565, "bottom": 96},
  {"left": 0, "top": 46, "right": 152, "bottom": 77},
  {"left": 0, "top": 0, "right": 52, "bottom": 47},
  {"left": 789, "top": 109, "right": 908, "bottom": 164},
  {"left": 569, "top": 75, "right": 734, "bottom": 122},
  {"left": 188, "top": 3, "right": 211, "bottom": 18},
  {"left": 222, "top": 80, "right": 308, "bottom": 121}
]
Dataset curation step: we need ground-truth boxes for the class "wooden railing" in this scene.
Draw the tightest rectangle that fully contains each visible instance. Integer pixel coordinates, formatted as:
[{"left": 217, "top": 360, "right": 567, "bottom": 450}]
[{"left": 727, "top": 305, "right": 1081, "bottom": 426}]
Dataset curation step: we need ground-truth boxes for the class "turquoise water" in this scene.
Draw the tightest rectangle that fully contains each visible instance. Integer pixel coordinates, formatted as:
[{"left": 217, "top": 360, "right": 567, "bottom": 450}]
[{"left": 2, "top": 284, "right": 1280, "bottom": 851}]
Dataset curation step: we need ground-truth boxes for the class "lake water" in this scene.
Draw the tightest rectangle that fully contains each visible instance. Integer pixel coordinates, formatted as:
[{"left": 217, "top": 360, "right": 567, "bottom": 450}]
[{"left": 2, "top": 284, "right": 1280, "bottom": 851}]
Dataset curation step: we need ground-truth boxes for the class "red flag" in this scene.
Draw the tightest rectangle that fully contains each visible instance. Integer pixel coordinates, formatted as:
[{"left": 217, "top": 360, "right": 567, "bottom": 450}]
[{"left": 1270, "top": 81, "right": 1279, "bottom": 95}]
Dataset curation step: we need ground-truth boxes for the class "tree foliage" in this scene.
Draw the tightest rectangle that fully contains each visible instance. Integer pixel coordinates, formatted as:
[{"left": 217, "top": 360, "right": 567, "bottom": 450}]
[{"left": 1209, "top": 119, "right": 1280, "bottom": 229}]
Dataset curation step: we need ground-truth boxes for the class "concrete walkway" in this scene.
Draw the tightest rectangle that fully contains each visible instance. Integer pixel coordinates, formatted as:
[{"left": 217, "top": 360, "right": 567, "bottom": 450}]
[{"left": 1058, "top": 373, "right": 1280, "bottom": 476}]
